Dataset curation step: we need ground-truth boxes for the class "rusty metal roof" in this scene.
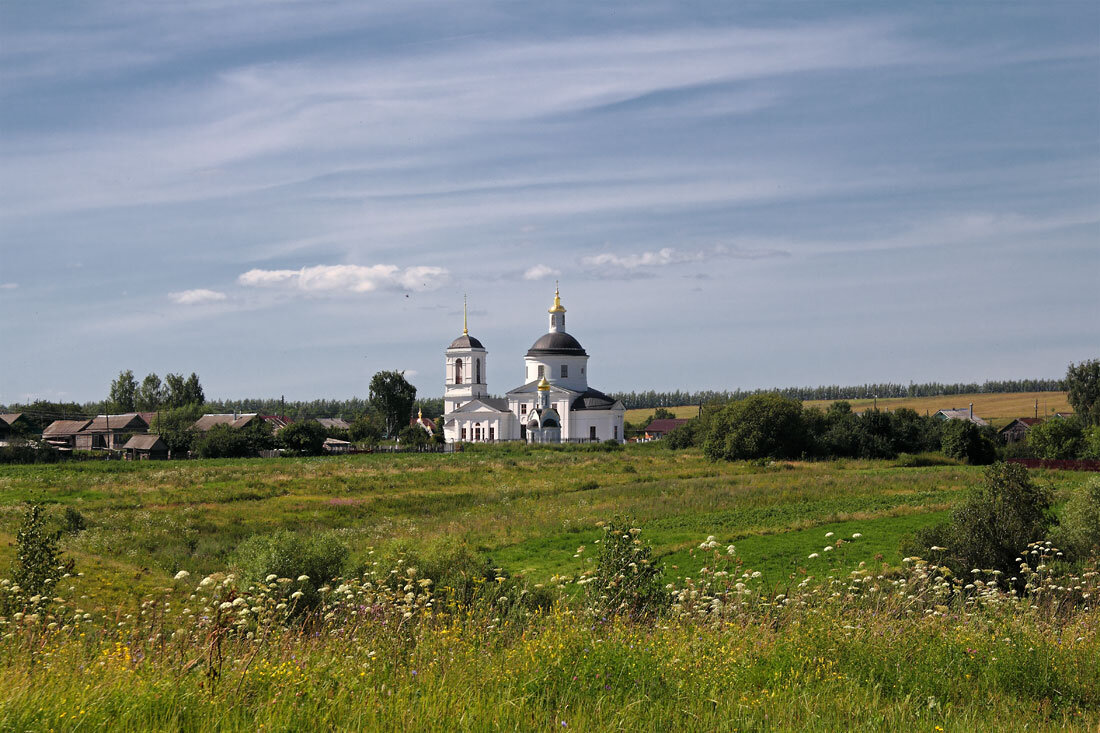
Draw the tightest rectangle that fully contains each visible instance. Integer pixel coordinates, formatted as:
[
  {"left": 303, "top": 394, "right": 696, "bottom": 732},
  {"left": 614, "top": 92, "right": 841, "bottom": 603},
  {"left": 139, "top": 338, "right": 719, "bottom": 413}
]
[{"left": 84, "top": 414, "right": 149, "bottom": 432}]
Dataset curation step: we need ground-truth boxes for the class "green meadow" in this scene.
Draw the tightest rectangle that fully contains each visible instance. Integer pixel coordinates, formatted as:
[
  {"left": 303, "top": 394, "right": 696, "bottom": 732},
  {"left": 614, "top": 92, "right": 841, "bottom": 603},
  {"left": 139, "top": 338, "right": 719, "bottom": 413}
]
[{"left": 0, "top": 446, "right": 1097, "bottom": 730}]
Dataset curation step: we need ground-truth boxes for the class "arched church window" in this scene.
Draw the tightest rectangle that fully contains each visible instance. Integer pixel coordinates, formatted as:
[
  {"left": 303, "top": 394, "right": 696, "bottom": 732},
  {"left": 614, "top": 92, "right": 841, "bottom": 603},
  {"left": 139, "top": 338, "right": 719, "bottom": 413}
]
[
  {"left": 476, "top": 359, "right": 481, "bottom": 384},
  {"left": 455, "top": 358, "right": 463, "bottom": 384}
]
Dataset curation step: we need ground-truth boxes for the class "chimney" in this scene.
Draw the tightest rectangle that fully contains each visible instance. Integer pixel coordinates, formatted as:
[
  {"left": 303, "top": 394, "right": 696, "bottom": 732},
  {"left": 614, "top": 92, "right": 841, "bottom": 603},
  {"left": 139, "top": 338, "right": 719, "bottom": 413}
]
[{"left": 969, "top": 403, "right": 973, "bottom": 420}]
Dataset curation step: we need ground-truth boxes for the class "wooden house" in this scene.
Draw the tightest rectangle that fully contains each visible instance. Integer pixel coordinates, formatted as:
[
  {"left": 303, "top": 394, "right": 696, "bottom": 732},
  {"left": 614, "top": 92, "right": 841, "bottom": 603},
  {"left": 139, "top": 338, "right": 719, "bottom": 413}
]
[
  {"left": 123, "top": 434, "right": 169, "bottom": 460},
  {"left": 74, "top": 413, "right": 149, "bottom": 450},
  {"left": 643, "top": 418, "right": 689, "bottom": 440},
  {"left": 42, "top": 419, "right": 93, "bottom": 450},
  {"left": 999, "top": 417, "right": 1043, "bottom": 444}
]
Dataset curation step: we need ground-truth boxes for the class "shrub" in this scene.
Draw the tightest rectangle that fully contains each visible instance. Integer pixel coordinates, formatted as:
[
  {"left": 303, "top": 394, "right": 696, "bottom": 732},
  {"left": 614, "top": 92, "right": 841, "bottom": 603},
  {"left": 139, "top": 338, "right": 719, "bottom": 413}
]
[
  {"left": 940, "top": 420, "right": 997, "bottom": 465},
  {"left": 10, "top": 504, "right": 67, "bottom": 597},
  {"left": 0, "top": 445, "right": 63, "bottom": 465},
  {"left": 904, "top": 463, "right": 1055, "bottom": 579},
  {"left": 1027, "top": 417, "right": 1084, "bottom": 459},
  {"left": 397, "top": 424, "right": 431, "bottom": 450},
  {"left": 1082, "top": 426, "right": 1100, "bottom": 460},
  {"left": 703, "top": 394, "right": 807, "bottom": 461},
  {"left": 230, "top": 531, "right": 349, "bottom": 610},
  {"left": 1056, "top": 476, "right": 1100, "bottom": 561},
  {"left": 664, "top": 420, "right": 698, "bottom": 449},
  {"left": 584, "top": 519, "right": 666, "bottom": 619},
  {"left": 61, "top": 506, "right": 87, "bottom": 534}
]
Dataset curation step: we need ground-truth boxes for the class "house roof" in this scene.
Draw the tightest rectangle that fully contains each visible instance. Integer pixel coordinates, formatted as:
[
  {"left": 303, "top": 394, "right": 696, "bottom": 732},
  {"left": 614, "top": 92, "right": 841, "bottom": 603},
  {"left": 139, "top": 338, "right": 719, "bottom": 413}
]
[
  {"left": 644, "top": 418, "right": 689, "bottom": 433},
  {"left": 43, "top": 419, "right": 92, "bottom": 436},
  {"left": 0, "top": 413, "right": 25, "bottom": 426},
  {"left": 316, "top": 418, "right": 350, "bottom": 429},
  {"left": 84, "top": 414, "right": 149, "bottom": 432},
  {"left": 934, "top": 409, "right": 989, "bottom": 427},
  {"left": 526, "top": 331, "right": 587, "bottom": 356},
  {"left": 123, "top": 434, "right": 167, "bottom": 451},
  {"left": 999, "top": 417, "right": 1043, "bottom": 433}
]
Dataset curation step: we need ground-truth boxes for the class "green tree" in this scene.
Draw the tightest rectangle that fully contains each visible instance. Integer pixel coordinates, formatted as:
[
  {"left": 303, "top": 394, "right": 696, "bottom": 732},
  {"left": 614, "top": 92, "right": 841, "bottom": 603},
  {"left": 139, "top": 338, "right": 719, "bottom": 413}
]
[
  {"left": 164, "top": 372, "right": 205, "bottom": 408},
  {"left": 1026, "top": 417, "right": 1084, "bottom": 459},
  {"left": 369, "top": 370, "right": 417, "bottom": 438},
  {"left": 940, "top": 420, "right": 997, "bottom": 465},
  {"left": 1081, "top": 426, "right": 1100, "bottom": 460},
  {"left": 151, "top": 404, "right": 202, "bottom": 457},
  {"left": 193, "top": 423, "right": 272, "bottom": 458},
  {"left": 183, "top": 373, "right": 205, "bottom": 406},
  {"left": 397, "top": 423, "right": 431, "bottom": 451},
  {"left": 702, "top": 393, "right": 807, "bottom": 461},
  {"left": 109, "top": 369, "right": 138, "bottom": 413},
  {"left": 278, "top": 421, "right": 328, "bottom": 456},
  {"left": 349, "top": 413, "right": 384, "bottom": 447},
  {"left": 135, "top": 373, "right": 167, "bottom": 411},
  {"left": 1066, "top": 359, "right": 1100, "bottom": 426}
]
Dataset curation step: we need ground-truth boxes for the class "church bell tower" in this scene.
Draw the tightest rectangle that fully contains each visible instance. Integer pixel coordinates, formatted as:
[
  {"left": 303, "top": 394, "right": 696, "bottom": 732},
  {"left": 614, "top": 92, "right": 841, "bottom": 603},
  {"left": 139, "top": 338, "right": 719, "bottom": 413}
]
[{"left": 444, "top": 296, "right": 488, "bottom": 414}]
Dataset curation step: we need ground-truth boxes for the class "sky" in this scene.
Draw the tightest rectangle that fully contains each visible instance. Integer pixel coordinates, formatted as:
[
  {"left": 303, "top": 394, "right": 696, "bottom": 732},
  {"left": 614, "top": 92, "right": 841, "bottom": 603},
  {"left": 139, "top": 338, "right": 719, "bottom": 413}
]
[{"left": 1, "top": 1, "right": 1097, "bottom": 404}]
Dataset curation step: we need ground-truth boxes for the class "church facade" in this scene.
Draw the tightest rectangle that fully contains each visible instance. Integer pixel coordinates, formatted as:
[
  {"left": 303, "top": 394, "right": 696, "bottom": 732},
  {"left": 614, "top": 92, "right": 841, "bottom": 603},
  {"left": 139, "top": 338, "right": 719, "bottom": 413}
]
[{"left": 442, "top": 289, "right": 626, "bottom": 444}]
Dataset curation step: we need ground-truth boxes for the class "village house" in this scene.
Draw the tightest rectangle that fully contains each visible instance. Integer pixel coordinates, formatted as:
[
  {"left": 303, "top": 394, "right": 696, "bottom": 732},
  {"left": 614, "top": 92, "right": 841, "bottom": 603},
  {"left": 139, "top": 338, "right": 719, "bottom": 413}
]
[
  {"left": 643, "top": 418, "right": 689, "bottom": 440},
  {"left": 0, "top": 413, "right": 34, "bottom": 444},
  {"left": 74, "top": 413, "right": 150, "bottom": 450},
  {"left": 123, "top": 434, "right": 169, "bottom": 460},
  {"left": 42, "top": 419, "right": 93, "bottom": 450},
  {"left": 933, "top": 406, "right": 989, "bottom": 427},
  {"left": 999, "top": 417, "right": 1043, "bottom": 444}
]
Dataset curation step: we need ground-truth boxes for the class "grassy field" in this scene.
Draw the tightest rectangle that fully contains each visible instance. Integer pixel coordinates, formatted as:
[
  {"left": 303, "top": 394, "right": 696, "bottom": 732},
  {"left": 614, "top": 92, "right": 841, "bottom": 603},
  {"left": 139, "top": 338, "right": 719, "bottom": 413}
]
[
  {"left": 0, "top": 446, "right": 1096, "bottom": 730},
  {"left": 626, "top": 391, "right": 1072, "bottom": 428}
]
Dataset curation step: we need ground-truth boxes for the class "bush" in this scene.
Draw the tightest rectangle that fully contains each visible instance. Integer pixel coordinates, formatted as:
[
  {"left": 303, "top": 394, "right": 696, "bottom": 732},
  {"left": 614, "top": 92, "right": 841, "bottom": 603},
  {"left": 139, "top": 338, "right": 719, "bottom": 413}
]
[
  {"left": 940, "top": 420, "right": 997, "bottom": 465},
  {"left": 904, "top": 462, "right": 1055, "bottom": 580},
  {"left": 703, "top": 394, "right": 807, "bottom": 461},
  {"left": 664, "top": 420, "right": 697, "bottom": 449},
  {"left": 1027, "top": 417, "right": 1084, "bottom": 459},
  {"left": 10, "top": 504, "right": 67, "bottom": 597},
  {"left": 585, "top": 519, "right": 667, "bottom": 619},
  {"left": 0, "top": 445, "right": 63, "bottom": 465},
  {"left": 61, "top": 506, "right": 87, "bottom": 534},
  {"left": 1082, "top": 426, "right": 1100, "bottom": 460},
  {"left": 230, "top": 531, "right": 349, "bottom": 610},
  {"left": 397, "top": 424, "right": 431, "bottom": 450},
  {"left": 1056, "top": 476, "right": 1100, "bottom": 561}
]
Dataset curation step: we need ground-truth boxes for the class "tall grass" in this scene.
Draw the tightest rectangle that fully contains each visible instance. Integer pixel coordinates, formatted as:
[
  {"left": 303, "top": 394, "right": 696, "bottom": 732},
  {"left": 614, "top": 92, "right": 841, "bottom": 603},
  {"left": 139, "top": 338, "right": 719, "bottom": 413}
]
[{"left": 0, "top": 536, "right": 1095, "bottom": 731}]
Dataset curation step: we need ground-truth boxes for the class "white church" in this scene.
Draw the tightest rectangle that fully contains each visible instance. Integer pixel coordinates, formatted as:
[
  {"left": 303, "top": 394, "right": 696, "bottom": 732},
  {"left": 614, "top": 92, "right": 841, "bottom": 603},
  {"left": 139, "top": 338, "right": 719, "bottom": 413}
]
[{"left": 442, "top": 288, "right": 626, "bottom": 444}]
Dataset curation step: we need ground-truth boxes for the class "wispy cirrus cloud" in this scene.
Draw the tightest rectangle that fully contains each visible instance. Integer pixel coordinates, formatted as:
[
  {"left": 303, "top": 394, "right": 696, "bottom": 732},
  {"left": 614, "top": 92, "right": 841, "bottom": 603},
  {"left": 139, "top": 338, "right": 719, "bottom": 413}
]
[
  {"left": 0, "top": 283, "right": 18, "bottom": 290},
  {"left": 169, "top": 288, "right": 227, "bottom": 305},
  {"left": 238, "top": 264, "right": 448, "bottom": 294},
  {"left": 580, "top": 244, "right": 790, "bottom": 275}
]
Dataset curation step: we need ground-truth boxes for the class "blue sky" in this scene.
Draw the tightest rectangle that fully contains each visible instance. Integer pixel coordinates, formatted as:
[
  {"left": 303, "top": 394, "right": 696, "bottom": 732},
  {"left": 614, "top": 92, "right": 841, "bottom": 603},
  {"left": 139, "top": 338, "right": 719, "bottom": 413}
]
[{"left": 1, "top": 1, "right": 1097, "bottom": 403}]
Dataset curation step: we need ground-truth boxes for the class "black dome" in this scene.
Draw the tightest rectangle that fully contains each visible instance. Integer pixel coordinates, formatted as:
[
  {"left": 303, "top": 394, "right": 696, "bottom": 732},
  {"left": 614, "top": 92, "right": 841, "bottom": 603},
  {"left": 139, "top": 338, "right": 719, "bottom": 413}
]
[
  {"left": 526, "top": 331, "right": 586, "bottom": 356},
  {"left": 448, "top": 334, "right": 484, "bottom": 349}
]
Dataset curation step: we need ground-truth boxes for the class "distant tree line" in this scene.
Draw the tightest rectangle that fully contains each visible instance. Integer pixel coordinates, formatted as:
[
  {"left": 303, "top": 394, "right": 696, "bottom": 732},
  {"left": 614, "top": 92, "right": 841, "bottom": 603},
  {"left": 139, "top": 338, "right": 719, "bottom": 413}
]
[{"left": 610, "top": 378, "right": 1065, "bottom": 410}]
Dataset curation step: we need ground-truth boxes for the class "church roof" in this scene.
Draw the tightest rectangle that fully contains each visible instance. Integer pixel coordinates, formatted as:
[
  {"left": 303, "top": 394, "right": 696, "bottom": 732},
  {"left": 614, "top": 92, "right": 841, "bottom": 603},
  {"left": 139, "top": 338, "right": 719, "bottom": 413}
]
[
  {"left": 526, "top": 331, "right": 586, "bottom": 356},
  {"left": 448, "top": 397, "right": 511, "bottom": 414},
  {"left": 570, "top": 387, "right": 620, "bottom": 411},
  {"left": 449, "top": 333, "right": 484, "bottom": 349},
  {"left": 506, "top": 380, "right": 580, "bottom": 396}
]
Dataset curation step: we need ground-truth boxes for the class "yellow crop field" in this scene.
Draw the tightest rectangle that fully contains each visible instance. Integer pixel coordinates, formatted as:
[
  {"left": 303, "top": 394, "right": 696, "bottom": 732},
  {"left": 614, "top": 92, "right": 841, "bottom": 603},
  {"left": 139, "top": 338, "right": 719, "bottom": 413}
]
[{"left": 626, "top": 392, "right": 1072, "bottom": 427}]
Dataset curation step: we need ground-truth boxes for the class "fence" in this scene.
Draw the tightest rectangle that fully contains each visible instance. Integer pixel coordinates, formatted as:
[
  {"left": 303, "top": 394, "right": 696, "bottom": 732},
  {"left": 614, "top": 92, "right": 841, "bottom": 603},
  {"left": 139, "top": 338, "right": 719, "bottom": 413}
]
[{"left": 1007, "top": 458, "right": 1100, "bottom": 472}]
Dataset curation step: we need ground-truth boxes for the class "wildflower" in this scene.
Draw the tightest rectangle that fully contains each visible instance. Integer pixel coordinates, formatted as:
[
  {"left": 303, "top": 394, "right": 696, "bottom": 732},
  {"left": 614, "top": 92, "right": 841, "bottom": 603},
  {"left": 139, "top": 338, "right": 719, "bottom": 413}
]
[
  {"left": 851, "top": 533, "right": 862, "bottom": 538},
  {"left": 174, "top": 571, "right": 190, "bottom": 581},
  {"left": 825, "top": 532, "right": 834, "bottom": 538},
  {"left": 931, "top": 546, "right": 947, "bottom": 552},
  {"left": 290, "top": 591, "right": 304, "bottom": 600},
  {"left": 297, "top": 575, "right": 310, "bottom": 582},
  {"left": 727, "top": 545, "right": 736, "bottom": 555},
  {"left": 823, "top": 546, "right": 834, "bottom": 553},
  {"left": 808, "top": 553, "right": 820, "bottom": 559},
  {"left": 265, "top": 574, "right": 278, "bottom": 582}
]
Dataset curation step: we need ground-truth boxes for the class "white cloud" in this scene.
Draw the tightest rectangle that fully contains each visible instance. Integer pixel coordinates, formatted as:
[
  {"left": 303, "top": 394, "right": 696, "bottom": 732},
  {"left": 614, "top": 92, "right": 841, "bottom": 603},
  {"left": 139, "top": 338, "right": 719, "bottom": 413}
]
[
  {"left": 580, "top": 244, "right": 791, "bottom": 275},
  {"left": 523, "top": 264, "right": 560, "bottom": 281},
  {"left": 238, "top": 264, "right": 448, "bottom": 294},
  {"left": 169, "top": 288, "right": 227, "bottom": 305},
  {"left": 0, "top": 283, "right": 18, "bottom": 290}
]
